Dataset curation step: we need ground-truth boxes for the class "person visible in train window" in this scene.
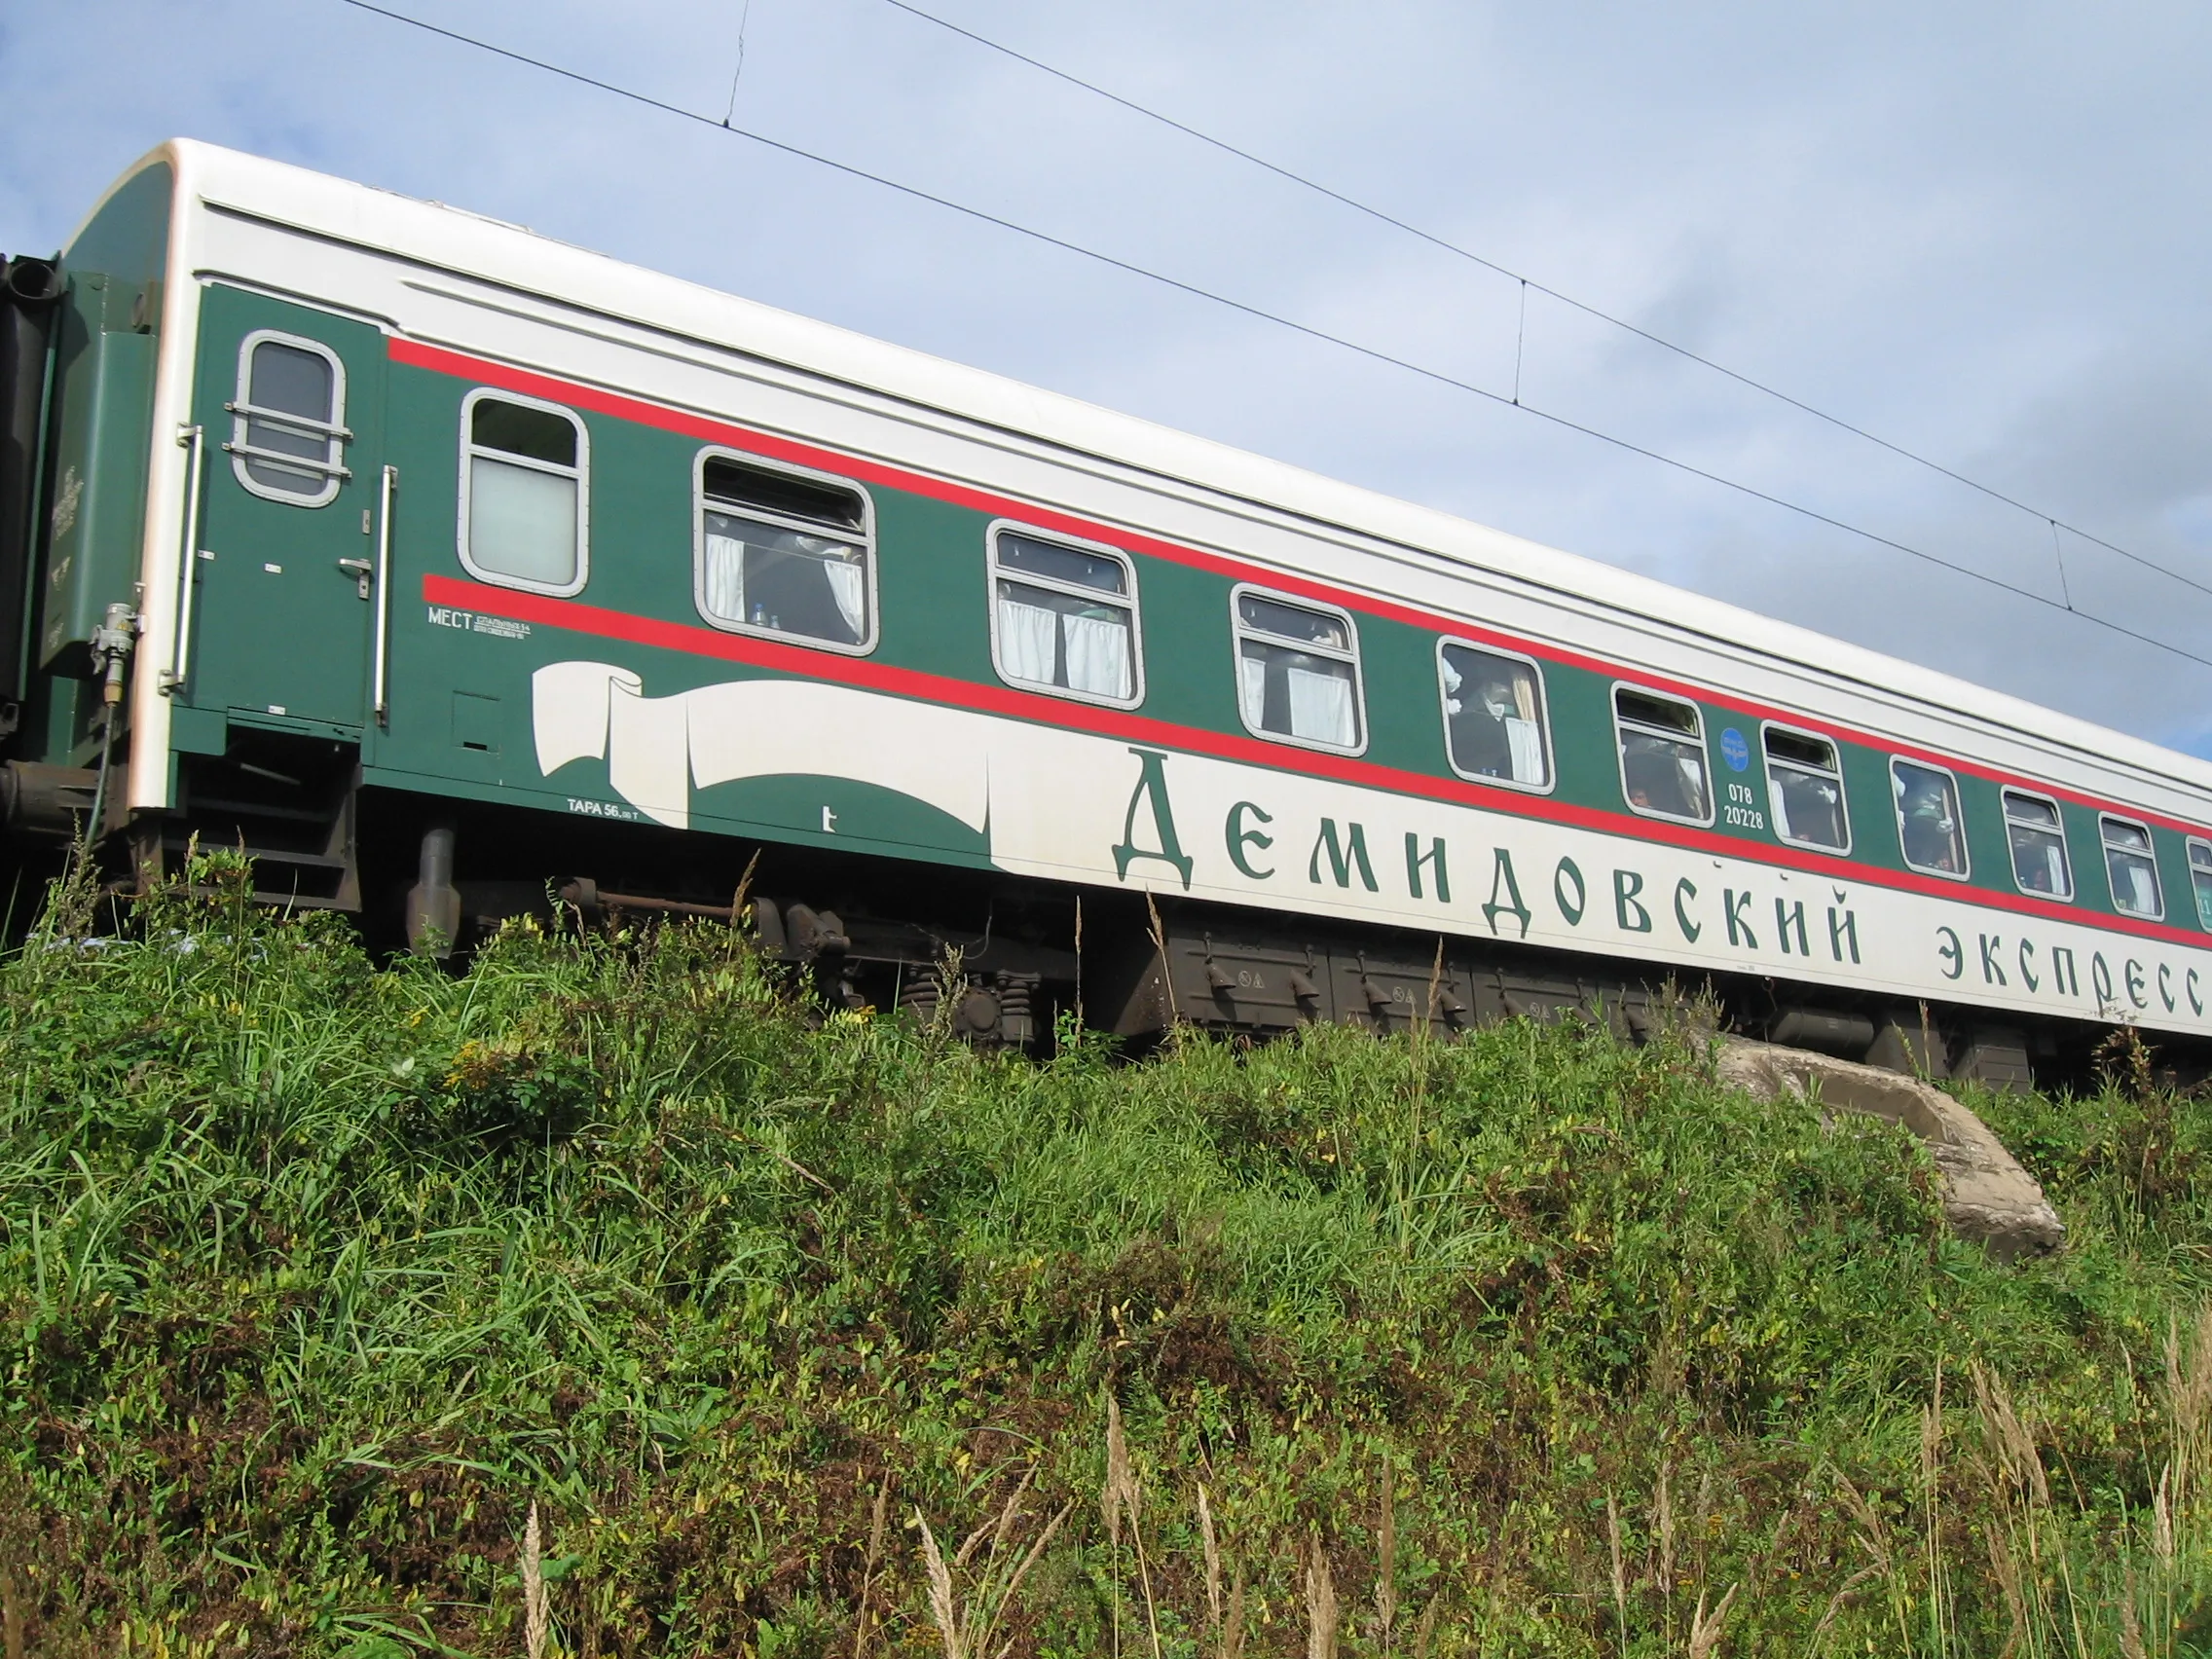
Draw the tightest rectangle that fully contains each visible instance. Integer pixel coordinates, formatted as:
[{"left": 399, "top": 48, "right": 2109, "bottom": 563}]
[
  {"left": 1901, "top": 774, "right": 1961, "bottom": 872},
  {"left": 1623, "top": 736, "right": 1696, "bottom": 819},
  {"left": 1776, "top": 770, "right": 1846, "bottom": 849},
  {"left": 1449, "top": 670, "right": 1519, "bottom": 778}
]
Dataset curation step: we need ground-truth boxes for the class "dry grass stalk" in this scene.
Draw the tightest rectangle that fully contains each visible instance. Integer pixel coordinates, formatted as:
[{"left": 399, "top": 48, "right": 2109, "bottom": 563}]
[
  {"left": 1604, "top": 1491, "right": 1628, "bottom": 1658},
  {"left": 1832, "top": 1476, "right": 1891, "bottom": 1576},
  {"left": 851, "top": 1482, "right": 891, "bottom": 1658},
  {"left": 916, "top": 1510, "right": 965, "bottom": 1659},
  {"left": 2166, "top": 1303, "right": 2212, "bottom": 1516},
  {"left": 1972, "top": 1364, "right": 2051, "bottom": 1510},
  {"left": 986, "top": 1499, "right": 1074, "bottom": 1659},
  {"left": 1104, "top": 1395, "right": 1133, "bottom": 1549},
  {"left": 2154, "top": 1462, "right": 2177, "bottom": 1565},
  {"left": 1982, "top": 1522, "right": 2028, "bottom": 1659},
  {"left": 1808, "top": 1564, "right": 1883, "bottom": 1657},
  {"left": 522, "top": 1501, "right": 549, "bottom": 1659},
  {"left": 2120, "top": 1566, "right": 2149, "bottom": 1659},
  {"left": 1305, "top": 1536, "right": 1339, "bottom": 1659},
  {"left": 1920, "top": 1364, "right": 1950, "bottom": 1656},
  {"left": 960, "top": 1467, "right": 1036, "bottom": 1569},
  {"left": 1197, "top": 1484, "right": 1223, "bottom": 1632},
  {"left": 1376, "top": 1471, "right": 1398, "bottom": 1652},
  {"left": 1412, "top": 1594, "right": 1440, "bottom": 1659},
  {"left": 1685, "top": 1583, "right": 1738, "bottom": 1659},
  {"left": 916, "top": 1487, "right": 1074, "bottom": 1659},
  {"left": 1220, "top": 1570, "right": 1248, "bottom": 1659},
  {"left": 1653, "top": 1459, "right": 1676, "bottom": 1603}
]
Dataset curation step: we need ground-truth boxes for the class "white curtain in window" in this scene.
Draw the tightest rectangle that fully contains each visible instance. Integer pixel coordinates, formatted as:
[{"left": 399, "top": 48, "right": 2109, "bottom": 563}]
[
  {"left": 1237, "top": 653, "right": 1268, "bottom": 730},
  {"left": 1505, "top": 717, "right": 1543, "bottom": 784},
  {"left": 2120, "top": 862, "right": 2157, "bottom": 912},
  {"left": 824, "top": 560, "right": 866, "bottom": 639},
  {"left": 1771, "top": 783, "right": 1796, "bottom": 841},
  {"left": 998, "top": 598, "right": 1057, "bottom": 683},
  {"left": 703, "top": 532, "right": 746, "bottom": 622},
  {"left": 1677, "top": 756, "right": 1709, "bottom": 815},
  {"left": 1287, "top": 666, "right": 1356, "bottom": 747},
  {"left": 2043, "top": 844, "right": 2067, "bottom": 892},
  {"left": 470, "top": 458, "right": 576, "bottom": 586},
  {"left": 1063, "top": 611, "right": 1131, "bottom": 699}
]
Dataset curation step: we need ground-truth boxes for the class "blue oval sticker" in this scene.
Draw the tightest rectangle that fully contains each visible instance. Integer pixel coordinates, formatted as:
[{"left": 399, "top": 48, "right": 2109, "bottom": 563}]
[{"left": 1720, "top": 727, "right": 1751, "bottom": 773}]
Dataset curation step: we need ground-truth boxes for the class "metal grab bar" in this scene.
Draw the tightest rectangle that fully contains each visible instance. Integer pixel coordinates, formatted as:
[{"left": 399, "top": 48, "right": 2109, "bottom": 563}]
[
  {"left": 164, "top": 424, "right": 207, "bottom": 694},
  {"left": 222, "top": 399, "right": 354, "bottom": 440},
  {"left": 219, "top": 438, "right": 352, "bottom": 480},
  {"left": 373, "top": 463, "right": 396, "bottom": 724}
]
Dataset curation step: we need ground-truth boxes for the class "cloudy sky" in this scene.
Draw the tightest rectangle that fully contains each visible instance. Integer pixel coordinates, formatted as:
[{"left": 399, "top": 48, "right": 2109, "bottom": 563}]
[{"left": 5, "top": 0, "right": 2210, "bottom": 754}]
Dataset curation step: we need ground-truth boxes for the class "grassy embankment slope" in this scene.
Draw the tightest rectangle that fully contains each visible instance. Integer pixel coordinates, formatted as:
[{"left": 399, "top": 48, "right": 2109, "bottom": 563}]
[{"left": 4, "top": 851, "right": 2211, "bottom": 1656}]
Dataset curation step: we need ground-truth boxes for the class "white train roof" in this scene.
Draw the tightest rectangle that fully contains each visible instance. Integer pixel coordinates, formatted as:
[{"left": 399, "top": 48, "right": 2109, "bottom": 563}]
[{"left": 90, "top": 138, "right": 2212, "bottom": 804}]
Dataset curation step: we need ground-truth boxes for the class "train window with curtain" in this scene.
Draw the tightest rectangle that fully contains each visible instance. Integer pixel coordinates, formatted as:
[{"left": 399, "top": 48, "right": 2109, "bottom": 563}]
[
  {"left": 230, "top": 331, "right": 349, "bottom": 506},
  {"left": 1891, "top": 758, "right": 1969, "bottom": 878},
  {"left": 459, "top": 389, "right": 588, "bottom": 595},
  {"left": 1763, "top": 725, "right": 1849, "bottom": 852},
  {"left": 988, "top": 526, "right": 1140, "bottom": 706},
  {"left": 2101, "top": 815, "right": 2164, "bottom": 919},
  {"left": 1613, "top": 686, "right": 1712, "bottom": 825},
  {"left": 694, "top": 451, "right": 873, "bottom": 652},
  {"left": 1232, "top": 588, "right": 1363, "bottom": 752},
  {"left": 2189, "top": 837, "right": 2212, "bottom": 930},
  {"left": 1439, "top": 641, "right": 1549, "bottom": 790},
  {"left": 2002, "top": 788, "right": 2073, "bottom": 900}
]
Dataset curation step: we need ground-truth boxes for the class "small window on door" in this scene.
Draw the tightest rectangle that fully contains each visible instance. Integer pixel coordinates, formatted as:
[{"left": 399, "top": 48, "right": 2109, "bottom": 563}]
[
  {"left": 1892, "top": 759, "right": 1968, "bottom": 878},
  {"left": 2101, "top": 815, "right": 2164, "bottom": 919},
  {"left": 460, "top": 389, "right": 588, "bottom": 596},
  {"left": 1614, "top": 686, "right": 1712, "bottom": 825},
  {"left": 1439, "top": 642, "right": 1550, "bottom": 790},
  {"left": 2188, "top": 837, "right": 2212, "bottom": 930},
  {"left": 2002, "top": 789, "right": 2073, "bottom": 900},
  {"left": 695, "top": 452, "right": 873, "bottom": 651},
  {"left": 990, "top": 526, "right": 1140, "bottom": 705},
  {"left": 1232, "top": 588, "right": 1363, "bottom": 753},
  {"left": 230, "top": 331, "right": 349, "bottom": 506},
  {"left": 1764, "top": 725, "right": 1849, "bottom": 852}
]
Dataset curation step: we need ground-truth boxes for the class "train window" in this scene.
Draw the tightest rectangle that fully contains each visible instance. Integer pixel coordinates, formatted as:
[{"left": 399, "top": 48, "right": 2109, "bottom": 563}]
[
  {"left": 2002, "top": 789, "right": 2073, "bottom": 900},
  {"left": 230, "top": 331, "right": 348, "bottom": 507},
  {"left": 2189, "top": 837, "right": 2212, "bottom": 930},
  {"left": 695, "top": 451, "right": 873, "bottom": 652},
  {"left": 1613, "top": 686, "right": 1712, "bottom": 825},
  {"left": 1763, "top": 725, "right": 1849, "bottom": 852},
  {"left": 1891, "top": 759, "right": 1968, "bottom": 878},
  {"left": 2101, "top": 816, "right": 2164, "bottom": 919},
  {"left": 1439, "top": 642, "right": 1550, "bottom": 790},
  {"left": 459, "top": 389, "right": 588, "bottom": 596},
  {"left": 988, "top": 525, "right": 1140, "bottom": 705},
  {"left": 1232, "top": 588, "right": 1363, "bottom": 753}
]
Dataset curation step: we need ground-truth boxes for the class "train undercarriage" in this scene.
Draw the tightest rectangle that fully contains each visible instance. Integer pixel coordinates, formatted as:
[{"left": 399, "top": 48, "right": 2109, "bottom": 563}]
[{"left": 4, "top": 723, "right": 2185, "bottom": 1096}]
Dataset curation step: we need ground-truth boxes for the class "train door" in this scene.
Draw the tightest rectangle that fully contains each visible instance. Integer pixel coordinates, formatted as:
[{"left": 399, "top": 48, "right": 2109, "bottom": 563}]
[{"left": 175, "top": 284, "right": 387, "bottom": 732}]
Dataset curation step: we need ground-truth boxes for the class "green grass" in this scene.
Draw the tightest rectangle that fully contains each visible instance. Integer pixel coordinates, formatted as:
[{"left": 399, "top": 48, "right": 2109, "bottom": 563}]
[{"left": 3, "top": 849, "right": 2211, "bottom": 1656}]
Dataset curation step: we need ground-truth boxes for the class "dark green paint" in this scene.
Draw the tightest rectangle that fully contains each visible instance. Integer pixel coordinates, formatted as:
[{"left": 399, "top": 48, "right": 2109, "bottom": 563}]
[{"left": 182, "top": 285, "right": 387, "bottom": 731}]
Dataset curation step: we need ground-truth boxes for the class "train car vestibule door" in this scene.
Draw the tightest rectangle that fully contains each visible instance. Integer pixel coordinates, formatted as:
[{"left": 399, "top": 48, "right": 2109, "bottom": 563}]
[{"left": 176, "top": 283, "right": 388, "bottom": 734}]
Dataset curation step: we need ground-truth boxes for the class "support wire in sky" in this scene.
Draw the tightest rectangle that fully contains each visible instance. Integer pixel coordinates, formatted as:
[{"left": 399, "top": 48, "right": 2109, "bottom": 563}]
[{"left": 876, "top": 0, "right": 2212, "bottom": 608}]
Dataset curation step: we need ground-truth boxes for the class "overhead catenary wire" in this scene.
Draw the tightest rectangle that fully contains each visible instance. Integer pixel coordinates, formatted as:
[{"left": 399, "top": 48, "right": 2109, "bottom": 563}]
[
  {"left": 326, "top": 0, "right": 2212, "bottom": 676},
  {"left": 877, "top": 0, "right": 2212, "bottom": 609}
]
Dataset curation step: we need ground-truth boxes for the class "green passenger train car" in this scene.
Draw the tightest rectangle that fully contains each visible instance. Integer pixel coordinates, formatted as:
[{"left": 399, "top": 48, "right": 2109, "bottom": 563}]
[{"left": 3, "top": 140, "right": 2210, "bottom": 1082}]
